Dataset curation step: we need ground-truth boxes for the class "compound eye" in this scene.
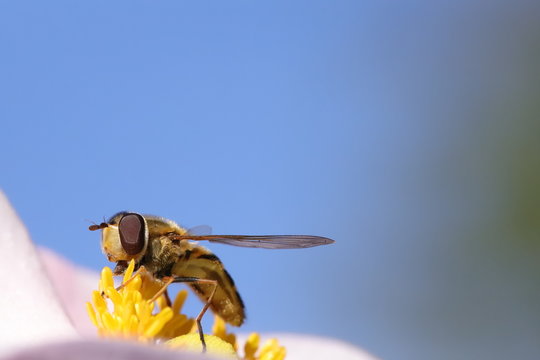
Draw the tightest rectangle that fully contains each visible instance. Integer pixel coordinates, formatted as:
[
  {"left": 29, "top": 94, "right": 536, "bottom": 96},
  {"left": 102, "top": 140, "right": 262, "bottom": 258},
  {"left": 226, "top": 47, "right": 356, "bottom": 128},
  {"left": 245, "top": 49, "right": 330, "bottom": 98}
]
[{"left": 118, "top": 213, "right": 146, "bottom": 255}]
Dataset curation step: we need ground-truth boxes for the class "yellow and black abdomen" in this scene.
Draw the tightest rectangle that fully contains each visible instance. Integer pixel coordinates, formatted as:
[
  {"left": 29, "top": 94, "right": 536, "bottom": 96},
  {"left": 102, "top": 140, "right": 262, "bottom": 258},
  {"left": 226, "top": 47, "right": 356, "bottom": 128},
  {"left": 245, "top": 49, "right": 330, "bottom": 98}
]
[{"left": 172, "top": 245, "right": 245, "bottom": 326}]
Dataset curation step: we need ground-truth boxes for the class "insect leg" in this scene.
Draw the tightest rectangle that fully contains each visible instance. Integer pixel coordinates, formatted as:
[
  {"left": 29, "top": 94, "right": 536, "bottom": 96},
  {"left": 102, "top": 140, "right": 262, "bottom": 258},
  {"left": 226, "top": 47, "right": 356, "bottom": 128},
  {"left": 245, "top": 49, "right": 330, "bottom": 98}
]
[
  {"left": 148, "top": 276, "right": 175, "bottom": 303},
  {"left": 115, "top": 265, "right": 147, "bottom": 292},
  {"left": 191, "top": 278, "right": 218, "bottom": 353},
  {"left": 163, "top": 289, "right": 172, "bottom": 307},
  {"left": 162, "top": 276, "right": 218, "bottom": 353},
  {"left": 147, "top": 281, "right": 172, "bottom": 307}
]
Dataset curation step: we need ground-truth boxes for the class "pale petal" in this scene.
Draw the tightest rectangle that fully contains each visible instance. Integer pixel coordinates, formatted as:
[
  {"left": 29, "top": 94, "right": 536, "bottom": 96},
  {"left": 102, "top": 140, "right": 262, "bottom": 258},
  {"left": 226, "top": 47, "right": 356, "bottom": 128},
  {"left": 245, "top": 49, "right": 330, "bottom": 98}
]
[
  {"left": 0, "top": 191, "right": 78, "bottom": 355},
  {"left": 38, "top": 248, "right": 99, "bottom": 337},
  {"left": 0, "top": 340, "right": 223, "bottom": 360}
]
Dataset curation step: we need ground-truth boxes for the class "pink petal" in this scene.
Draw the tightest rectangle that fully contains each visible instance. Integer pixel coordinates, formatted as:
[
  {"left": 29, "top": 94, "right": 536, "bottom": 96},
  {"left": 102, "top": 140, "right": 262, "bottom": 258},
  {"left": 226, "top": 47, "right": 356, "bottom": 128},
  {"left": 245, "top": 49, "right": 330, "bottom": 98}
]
[
  {"left": 38, "top": 248, "right": 99, "bottom": 337},
  {"left": 272, "top": 334, "right": 378, "bottom": 360},
  {"left": 0, "top": 191, "right": 78, "bottom": 356},
  {"left": 0, "top": 340, "right": 222, "bottom": 360}
]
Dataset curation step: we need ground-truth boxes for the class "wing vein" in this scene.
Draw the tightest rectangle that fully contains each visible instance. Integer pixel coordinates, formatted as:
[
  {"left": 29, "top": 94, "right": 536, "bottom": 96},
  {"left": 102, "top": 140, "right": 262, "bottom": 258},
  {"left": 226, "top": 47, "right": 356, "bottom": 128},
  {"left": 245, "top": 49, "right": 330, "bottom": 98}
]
[{"left": 169, "top": 234, "right": 335, "bottom": 249}]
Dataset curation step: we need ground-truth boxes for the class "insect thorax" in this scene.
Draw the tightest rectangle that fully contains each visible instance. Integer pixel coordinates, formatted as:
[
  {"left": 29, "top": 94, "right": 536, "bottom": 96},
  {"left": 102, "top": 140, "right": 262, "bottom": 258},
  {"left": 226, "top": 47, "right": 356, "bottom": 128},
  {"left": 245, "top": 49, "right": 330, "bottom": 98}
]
[{"left": 142, "top": 235, "right": 183, "bottom": 277}]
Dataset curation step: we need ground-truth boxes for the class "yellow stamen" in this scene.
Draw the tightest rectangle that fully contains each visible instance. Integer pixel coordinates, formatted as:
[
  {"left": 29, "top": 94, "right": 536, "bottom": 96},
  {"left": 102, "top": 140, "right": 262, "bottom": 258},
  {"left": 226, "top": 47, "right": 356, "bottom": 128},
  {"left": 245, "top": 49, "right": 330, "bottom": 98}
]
[
  {"left": 244, "top": 333, "right": 260, "bottom": 360},
  {"left": 143, "top": 307, "right": 173, "bottom": 338},
  {"left": 212, "top": 315, "right": 237, "bottom": 350},
  {"left": 172, "top": 289, "right": 188, "bottom": 314},
  {"left": 104, "top": 286, "right": 122, "bottom": 305},
  {"left": 91, "top": 290, "right": 107, "bottom": 310},
  {"left": 87, "top": 259, "right": 287, "bottom": 359},
  {"left": 99, "top": 267, "right": 114, "bottom": 291},
  {"left": 123, "top": 259, "right": 135, "bottom": 283},
  {"left": 85, "top": 302, "right": 98, "bottom": 327}
]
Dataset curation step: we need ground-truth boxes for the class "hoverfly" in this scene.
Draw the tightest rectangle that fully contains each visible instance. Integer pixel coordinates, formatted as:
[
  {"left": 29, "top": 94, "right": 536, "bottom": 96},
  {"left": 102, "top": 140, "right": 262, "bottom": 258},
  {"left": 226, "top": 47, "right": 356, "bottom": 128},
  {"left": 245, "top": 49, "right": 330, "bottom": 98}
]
[{"left": 89, "top": 212, "right": 334, "bottom": 351}]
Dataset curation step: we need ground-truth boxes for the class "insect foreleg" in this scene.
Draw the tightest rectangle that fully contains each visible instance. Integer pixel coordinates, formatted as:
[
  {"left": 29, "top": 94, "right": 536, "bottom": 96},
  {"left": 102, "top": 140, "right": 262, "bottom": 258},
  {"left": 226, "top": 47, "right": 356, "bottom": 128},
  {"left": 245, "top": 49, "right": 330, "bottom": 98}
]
[
  {"left": 114, "top": 265, "right": 146, "bottom": 292},
  {"left": 101, "top": 265, "right": 147, "bottom": 298}
]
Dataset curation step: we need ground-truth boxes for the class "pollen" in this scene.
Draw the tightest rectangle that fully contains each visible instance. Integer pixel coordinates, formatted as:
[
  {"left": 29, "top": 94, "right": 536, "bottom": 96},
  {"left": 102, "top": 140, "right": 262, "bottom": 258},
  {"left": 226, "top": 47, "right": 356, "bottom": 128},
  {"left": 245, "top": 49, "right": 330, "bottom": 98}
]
[
  {"left": 86, "top": 260, "right": 193, "bottom": 342},
  {"left": 244, "top": 333, "right": 287, "bottom": 360},
  {"left": 87, "top": 259, "right": 287, "bottom": 359},
  {"left": 167, "top": 333, "right": 237, "bottom": 358}
]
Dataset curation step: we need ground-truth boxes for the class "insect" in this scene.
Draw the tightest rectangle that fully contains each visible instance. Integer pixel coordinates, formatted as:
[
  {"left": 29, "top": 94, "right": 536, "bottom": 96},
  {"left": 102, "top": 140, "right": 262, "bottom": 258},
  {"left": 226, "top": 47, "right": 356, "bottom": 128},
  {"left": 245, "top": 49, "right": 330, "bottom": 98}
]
[{"left": 89, "top": 211, "right": 334, "bottom": 351}]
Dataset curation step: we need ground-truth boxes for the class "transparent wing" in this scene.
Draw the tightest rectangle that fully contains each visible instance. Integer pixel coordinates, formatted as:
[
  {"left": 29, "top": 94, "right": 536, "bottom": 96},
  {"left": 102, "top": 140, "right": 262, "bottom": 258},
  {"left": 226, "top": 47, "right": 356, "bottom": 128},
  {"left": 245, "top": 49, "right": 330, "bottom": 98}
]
[
  {"left": 169, "top": 234, "right": 335, "bottom": 249},
  {"left": 187, "top": 225, "right": 213, "bottom": 235}
]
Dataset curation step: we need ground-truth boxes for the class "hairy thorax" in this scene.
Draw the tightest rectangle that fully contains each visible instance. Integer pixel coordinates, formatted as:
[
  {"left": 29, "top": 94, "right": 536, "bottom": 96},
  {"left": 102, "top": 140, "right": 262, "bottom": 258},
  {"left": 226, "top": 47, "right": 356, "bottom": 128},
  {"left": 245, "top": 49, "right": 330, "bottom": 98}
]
[{"left": 143, "top": 236, "right": 184, "bottom": 277}]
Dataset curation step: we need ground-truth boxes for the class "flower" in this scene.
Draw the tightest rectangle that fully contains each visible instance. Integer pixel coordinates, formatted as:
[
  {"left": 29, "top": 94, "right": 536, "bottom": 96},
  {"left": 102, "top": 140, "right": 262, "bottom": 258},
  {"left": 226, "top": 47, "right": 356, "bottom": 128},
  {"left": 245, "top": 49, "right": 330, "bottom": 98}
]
[
  {"left": 86, "top": 259, "right": 286, "bottom": 359},
  {"left": 86, "top": 262, "right": 193, "bottom": 342}
]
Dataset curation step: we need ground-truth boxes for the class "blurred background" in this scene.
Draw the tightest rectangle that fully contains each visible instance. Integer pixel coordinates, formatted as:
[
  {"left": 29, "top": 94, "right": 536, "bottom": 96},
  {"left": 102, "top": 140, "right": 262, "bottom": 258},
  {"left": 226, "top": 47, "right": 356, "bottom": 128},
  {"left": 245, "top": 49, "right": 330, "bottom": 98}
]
[{"left": 1, "top": 1, "right": 540, "bottom": 359}]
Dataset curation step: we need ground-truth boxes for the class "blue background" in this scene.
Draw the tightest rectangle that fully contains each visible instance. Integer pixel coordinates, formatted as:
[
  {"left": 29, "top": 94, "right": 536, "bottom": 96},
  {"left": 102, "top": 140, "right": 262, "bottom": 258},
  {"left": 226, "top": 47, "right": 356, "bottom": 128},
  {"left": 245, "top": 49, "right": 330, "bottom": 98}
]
[{"left": 2, "top": 1, "right": 540, "bottom": 359}]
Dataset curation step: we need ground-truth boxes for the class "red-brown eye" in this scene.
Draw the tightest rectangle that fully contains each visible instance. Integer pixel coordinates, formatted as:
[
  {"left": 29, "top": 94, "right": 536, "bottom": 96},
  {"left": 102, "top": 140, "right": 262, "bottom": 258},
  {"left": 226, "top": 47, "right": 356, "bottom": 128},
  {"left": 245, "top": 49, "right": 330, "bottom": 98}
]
[{"left": 118, "top": 213, "right": 146, "bottom": 255}]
